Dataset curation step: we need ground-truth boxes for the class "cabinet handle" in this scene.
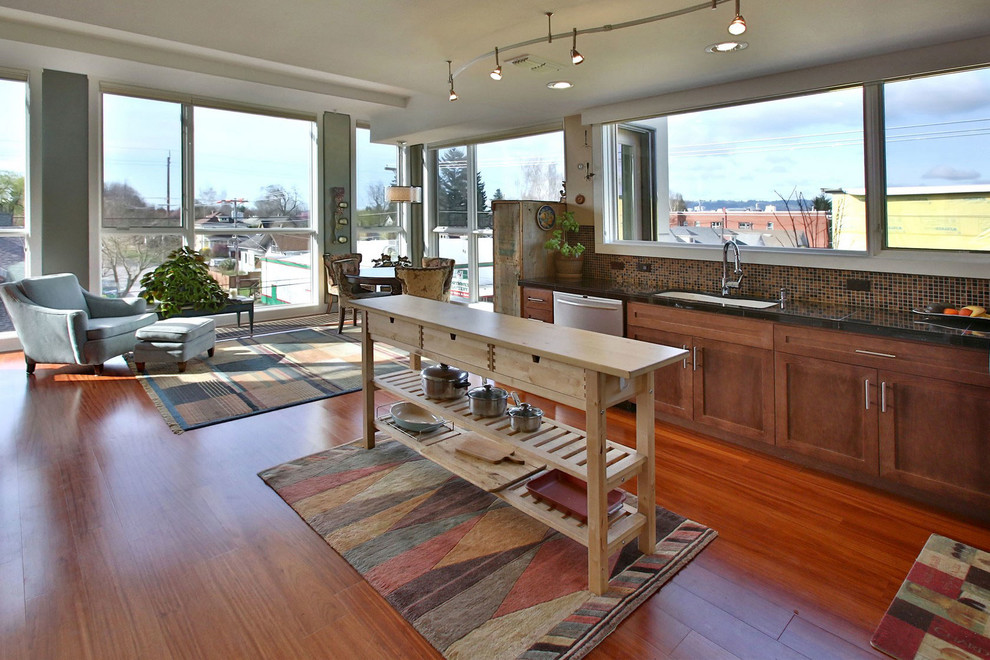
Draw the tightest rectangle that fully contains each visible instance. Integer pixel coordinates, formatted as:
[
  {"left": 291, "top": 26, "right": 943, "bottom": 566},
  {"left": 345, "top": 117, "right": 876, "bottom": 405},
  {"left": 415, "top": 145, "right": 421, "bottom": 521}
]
[
  {"left": 880, "top": 381, "right": 887, "bottom": 413},
  {"left": 855, "top": 349, "right": 896, "bottom": 359},
  {"left": 682, "top": 344, "right": 689, "bottom": 369},
  {"left": 692, "top": 346, "right": 698, "bottom": 371},
  {"left": 864, "top": 379, "right": 870, "bottom": 410},
  {"left": 526, "top": 297, "right": 545, "bottom": 302}
]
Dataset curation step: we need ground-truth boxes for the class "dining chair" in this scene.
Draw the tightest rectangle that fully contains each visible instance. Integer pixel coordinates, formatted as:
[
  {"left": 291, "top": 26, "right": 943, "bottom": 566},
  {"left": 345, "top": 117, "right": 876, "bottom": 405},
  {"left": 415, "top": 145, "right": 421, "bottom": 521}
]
[
  {"left": 322, "top": 252, "right": 363, "bottom": 316},
  {"left": 328, "top": 257, "right": 392, "bottom": 333},
  {"left": 395, "top": 265, "right": 451, "bottom": 302},
  {"left": 420, "top": 257, "right": 455, "bottom": 301}
]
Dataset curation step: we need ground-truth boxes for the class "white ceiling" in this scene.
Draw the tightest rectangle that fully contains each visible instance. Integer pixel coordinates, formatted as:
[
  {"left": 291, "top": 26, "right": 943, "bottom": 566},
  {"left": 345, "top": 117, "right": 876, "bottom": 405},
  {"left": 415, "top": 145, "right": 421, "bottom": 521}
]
[{"left": 1, "top": 0, "right": 990, "bottom": 144}]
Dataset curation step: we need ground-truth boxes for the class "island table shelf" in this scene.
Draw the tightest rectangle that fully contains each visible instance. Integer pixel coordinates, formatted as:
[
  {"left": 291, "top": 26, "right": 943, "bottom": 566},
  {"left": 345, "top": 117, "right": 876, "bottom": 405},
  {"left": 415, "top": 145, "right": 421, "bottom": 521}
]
[{"left": 351, "top": 295, "right": 686, "bottom": 594}]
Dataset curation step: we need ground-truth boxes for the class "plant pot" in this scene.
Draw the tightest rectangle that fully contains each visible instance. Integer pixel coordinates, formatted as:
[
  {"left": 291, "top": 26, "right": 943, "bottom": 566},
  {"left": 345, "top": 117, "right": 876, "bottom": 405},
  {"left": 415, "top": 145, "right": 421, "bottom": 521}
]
[{"left": 554, "top": 254, "right": 584, "bottom": 281}]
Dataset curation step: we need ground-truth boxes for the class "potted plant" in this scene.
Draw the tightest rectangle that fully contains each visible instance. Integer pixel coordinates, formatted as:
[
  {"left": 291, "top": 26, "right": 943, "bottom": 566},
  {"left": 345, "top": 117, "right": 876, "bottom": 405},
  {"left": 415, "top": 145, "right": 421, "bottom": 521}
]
[
  {"left": 543, "top": 210, "right": 586, "bottom": 281},
  {"left": 139, "top": 246, "right": 230, "bottom": 318}
]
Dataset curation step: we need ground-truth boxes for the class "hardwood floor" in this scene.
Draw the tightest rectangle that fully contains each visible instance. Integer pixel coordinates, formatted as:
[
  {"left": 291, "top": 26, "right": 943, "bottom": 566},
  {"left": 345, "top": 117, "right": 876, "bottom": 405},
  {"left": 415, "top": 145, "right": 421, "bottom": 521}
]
[{"left": 1, "top": 349, "right": 988, "bottom": 659}]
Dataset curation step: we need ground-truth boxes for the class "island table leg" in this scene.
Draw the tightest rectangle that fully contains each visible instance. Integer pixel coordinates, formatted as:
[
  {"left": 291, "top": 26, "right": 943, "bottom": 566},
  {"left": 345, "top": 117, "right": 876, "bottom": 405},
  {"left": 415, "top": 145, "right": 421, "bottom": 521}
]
[
  {"left": 361, "top": 311, "right": 376, "bottom": 449},
  {"left": 585, "top": 370, "right": 609, "bottom": 595},
  {"left": 636, "top": 372, "right": 656, "bottom": 554}
]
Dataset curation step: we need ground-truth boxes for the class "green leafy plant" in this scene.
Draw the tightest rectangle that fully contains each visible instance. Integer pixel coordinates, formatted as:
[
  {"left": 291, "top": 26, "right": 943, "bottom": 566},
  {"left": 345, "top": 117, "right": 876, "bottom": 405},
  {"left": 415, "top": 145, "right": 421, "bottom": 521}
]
[
  {"left": 543, "top": 211, "right": 586, "bottom": 258},
  {"left": 139, "top": 246, "right": 230, "bottom": 318}
]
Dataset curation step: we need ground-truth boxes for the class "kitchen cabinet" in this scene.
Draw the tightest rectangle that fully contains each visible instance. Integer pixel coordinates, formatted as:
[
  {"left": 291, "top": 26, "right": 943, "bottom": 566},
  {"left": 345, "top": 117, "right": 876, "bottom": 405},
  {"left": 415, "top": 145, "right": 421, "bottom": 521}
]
[
  {"left": 627, "top": 303, "right": 774, "bottom": 444},
  {"left": 775, "top": 324, "right": 990, "bottom": 508},
  {"left": 492, "top": 200, "right": 562, "bottom": 317},
  {"left": 353, "top": 295, "right": 686, "bottom": 594},
  {"left": 520, "top": 286, "right": 553, "bottom": 323}
]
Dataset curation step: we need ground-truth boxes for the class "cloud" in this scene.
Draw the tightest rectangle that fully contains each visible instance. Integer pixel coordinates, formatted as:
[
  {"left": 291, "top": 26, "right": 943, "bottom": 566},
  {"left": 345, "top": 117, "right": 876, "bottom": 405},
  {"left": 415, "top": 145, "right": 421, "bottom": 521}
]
[{"left": 922, "top": 165, "right": 980, "bottom": 181}]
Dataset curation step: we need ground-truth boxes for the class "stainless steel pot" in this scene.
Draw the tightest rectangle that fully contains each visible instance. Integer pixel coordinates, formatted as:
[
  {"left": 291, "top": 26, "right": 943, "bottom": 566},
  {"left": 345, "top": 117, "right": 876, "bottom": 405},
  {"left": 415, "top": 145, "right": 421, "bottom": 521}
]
[
  {"left": 421, "top": 363, "right": 470, "bottom": 400},
  {"left": 467, "top": 383, "right": 508, "bottom": 417},
  {"left": 507, "top": 391, "right": 543, "bottom": 432}
]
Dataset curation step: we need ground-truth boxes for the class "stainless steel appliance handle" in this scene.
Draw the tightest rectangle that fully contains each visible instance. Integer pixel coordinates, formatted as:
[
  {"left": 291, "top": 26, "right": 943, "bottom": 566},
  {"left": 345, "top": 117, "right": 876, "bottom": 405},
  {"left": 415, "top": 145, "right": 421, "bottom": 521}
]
[{"left": 556, "top": 298, "right": 621, "bottom": 310}]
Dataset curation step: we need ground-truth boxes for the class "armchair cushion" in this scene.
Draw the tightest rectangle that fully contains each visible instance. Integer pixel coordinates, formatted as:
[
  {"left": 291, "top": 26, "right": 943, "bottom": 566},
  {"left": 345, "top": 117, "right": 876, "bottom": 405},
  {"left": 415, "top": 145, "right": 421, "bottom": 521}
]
[
  {"left": 83, "top": 291, "right": 148, "bottom": 317},
  {"left": 86, "top": 313, "right": 160, "bottom": 340},
  {"left": 20, "top": 273, "right": 87, "bottom": 313}
]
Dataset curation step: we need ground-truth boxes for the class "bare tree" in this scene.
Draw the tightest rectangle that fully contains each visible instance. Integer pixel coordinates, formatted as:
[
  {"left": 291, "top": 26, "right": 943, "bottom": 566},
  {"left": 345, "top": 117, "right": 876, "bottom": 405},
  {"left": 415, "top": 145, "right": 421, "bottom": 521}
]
[
  {"left": 101, "top": 234, "right": 173, "bottom": 296},
  {"left": 773, "top": 188, "right": 829, "bottom": 248},
  {"left": 254, "top": 185, "right": 305, "bottom": 219}
]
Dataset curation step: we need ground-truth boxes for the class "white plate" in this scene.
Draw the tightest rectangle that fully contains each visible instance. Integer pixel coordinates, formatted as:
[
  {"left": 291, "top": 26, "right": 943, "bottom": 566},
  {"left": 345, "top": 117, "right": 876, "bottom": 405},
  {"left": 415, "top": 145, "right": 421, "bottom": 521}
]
[{"left": 390, "top": 402, "right": 444, "bottom": 433}]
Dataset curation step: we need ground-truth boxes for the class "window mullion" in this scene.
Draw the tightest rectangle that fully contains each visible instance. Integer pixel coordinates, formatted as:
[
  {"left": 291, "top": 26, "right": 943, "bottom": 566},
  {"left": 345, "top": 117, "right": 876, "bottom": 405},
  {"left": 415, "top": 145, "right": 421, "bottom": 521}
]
[
  {"left": 863, "top": 82, "right": 886, "bottom": 256},
  {"left": 182, "top": 102, "right": 194, "bottom": 248}
]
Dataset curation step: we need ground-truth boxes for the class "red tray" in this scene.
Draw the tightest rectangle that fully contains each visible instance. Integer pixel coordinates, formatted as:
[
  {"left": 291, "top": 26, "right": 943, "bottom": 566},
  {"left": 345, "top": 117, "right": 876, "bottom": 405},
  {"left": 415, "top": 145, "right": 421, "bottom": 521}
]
[{"left": 525, "top": 469, "right": 627, "bottom": 523}]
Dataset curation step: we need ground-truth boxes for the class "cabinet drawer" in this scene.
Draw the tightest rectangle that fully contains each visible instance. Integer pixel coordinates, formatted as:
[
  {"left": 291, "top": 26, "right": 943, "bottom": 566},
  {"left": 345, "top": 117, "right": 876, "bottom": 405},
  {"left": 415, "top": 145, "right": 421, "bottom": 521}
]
[
  {"left": 367, "top": 313, "right": 421, "bottom": 348},
  {"left": 491, "top": 345, "right": 585, "bottom": 400},
  {"left": 774, "top": 324, "right": 990, "bottom": 387},
  {"left": 422, "top": 326, "right": 491, "bottom": 371},
  {"left": 522, "top": 308, "right": 553, "bottom": 323},
  {"left": 521, "top": 287, "right": 553, "bottom": 311},
  {"left": 627, "top": 302, "right": 773, "bottom": 350}
]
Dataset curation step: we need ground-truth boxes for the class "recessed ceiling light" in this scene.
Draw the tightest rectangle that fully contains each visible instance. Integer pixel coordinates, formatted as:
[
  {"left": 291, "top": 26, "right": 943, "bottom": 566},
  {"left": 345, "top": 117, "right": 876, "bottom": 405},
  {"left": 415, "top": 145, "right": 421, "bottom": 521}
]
[
  {"left": 705, "top": 41, "right": 748, "bottom": 53},
  {"left": 547, "top": 80, "right": 574, "bottom": 89}
]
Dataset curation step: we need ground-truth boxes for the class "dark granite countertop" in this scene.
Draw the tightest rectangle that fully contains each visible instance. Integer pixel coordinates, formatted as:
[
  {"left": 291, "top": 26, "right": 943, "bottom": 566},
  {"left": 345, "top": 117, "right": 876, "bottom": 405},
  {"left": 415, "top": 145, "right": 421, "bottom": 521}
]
[{"left": 519, "top": 277, "right": 990, "bottom": 350}]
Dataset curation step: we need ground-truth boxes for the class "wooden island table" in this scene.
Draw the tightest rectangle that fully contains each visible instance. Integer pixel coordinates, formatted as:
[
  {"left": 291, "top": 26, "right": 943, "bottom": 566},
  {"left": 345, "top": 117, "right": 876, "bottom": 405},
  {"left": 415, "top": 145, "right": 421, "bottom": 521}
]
[{"left": 350, "top": 295, "right": 686, "bottom": 595}]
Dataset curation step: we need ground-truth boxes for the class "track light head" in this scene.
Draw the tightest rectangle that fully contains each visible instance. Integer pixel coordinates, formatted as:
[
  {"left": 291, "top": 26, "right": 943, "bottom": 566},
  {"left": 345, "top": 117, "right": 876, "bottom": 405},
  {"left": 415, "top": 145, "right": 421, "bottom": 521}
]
[
  {"left": 490, "top": 46, "right": 502, "bottom": 80},
  {"left": 728, "top": 0, "right": 746, "bottom": 35},
  {"left": 571, "top": 28, "right": 584, "bottom": 65},
  {"left": 447, "top": 60, "right": 458, "bottom": 101}
]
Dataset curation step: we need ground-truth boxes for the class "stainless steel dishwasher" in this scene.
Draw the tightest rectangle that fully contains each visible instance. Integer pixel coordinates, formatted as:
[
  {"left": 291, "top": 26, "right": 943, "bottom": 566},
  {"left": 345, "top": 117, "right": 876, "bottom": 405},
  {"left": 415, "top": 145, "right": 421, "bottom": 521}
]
[{"left": 552, "top": 291, "right": 624, "bottom": 336}]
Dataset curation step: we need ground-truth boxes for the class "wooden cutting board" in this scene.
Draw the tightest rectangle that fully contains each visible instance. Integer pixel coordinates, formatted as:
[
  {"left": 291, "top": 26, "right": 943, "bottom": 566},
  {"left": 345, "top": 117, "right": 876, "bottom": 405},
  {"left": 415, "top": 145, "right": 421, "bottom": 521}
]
[{"left": 454, "top": 437, "right": 525, "bottom": 464}]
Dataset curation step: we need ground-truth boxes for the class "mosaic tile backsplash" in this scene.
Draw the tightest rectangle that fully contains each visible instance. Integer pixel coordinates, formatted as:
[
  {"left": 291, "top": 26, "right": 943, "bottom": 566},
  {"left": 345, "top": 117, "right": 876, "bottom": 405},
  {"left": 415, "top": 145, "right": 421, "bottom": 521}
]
[{"left": 576, "top": 226, "right": 990, "bottom": 312}]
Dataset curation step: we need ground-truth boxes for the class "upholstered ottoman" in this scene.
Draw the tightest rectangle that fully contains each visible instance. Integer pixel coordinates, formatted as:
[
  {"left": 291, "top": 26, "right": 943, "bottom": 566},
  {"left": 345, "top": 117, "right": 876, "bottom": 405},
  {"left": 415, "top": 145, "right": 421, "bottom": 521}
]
[{"left": 133, "top": 317, "right": 216, "bottom": 373}]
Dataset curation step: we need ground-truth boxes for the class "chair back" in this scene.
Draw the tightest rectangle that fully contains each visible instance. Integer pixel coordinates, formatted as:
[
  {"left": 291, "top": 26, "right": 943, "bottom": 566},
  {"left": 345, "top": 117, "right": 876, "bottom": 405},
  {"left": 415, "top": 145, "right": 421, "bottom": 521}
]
[
  {"left": 395, "top": 265, "right": 450, "bottom": 302},
  {"left": 17, "top": 273, "right": 87, "bottom": 312},
  {"left": 420, "top": 257, "right": 455, "bottom": 300},
  {"left": 328, "top": 258, "right": 362, "bottom": 304},
  {"left": 323, "top": 252, "right": 362, "bottom": 293}
]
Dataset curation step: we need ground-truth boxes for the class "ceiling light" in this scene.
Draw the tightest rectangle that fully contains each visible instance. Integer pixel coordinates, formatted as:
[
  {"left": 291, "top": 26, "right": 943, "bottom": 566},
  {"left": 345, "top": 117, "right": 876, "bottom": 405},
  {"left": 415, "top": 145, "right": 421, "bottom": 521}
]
[
  {"left": 547, "top": 81, "right": 573, "bottom": 89},
  {"left": 705, "top": 41, "right": 748, "bottom": 53},
  {"left": 447, "top": 60, "right": 458, "bottom": 101},
  {"left": 490, "top": 46, "right": 502, "bottom": 80},
  {"left": 570, "top": 28, "right": 584, "bottom": 65},
  {"left": 727, "top": 0, "right": 746, "bottom": 35}
]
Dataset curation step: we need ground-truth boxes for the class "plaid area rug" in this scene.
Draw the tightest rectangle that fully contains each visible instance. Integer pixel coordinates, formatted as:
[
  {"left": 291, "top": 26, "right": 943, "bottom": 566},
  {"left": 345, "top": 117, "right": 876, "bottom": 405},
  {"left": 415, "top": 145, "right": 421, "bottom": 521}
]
[
  {"left": 259, "top": 440, "right": 717, "bottom": 659},
  {"left": 129, "top": 325, "right": 406, "bottom": 433},
  {"left": 872, "top": 533, "right": 990, "bottom": 659}
]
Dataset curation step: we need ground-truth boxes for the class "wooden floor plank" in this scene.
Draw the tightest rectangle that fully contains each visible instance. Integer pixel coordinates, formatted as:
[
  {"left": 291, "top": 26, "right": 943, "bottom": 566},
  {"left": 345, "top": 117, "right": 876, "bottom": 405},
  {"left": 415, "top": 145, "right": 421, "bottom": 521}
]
[{"left": 779, "top": 615, "right": 880, "bottom": 660}]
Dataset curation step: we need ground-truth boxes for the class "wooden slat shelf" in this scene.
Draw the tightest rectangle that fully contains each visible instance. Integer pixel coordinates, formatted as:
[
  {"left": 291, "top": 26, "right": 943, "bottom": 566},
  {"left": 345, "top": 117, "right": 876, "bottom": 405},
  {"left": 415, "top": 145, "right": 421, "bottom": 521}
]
[{"left": 375, "top": 369, "right": 647, "bottom": 490}]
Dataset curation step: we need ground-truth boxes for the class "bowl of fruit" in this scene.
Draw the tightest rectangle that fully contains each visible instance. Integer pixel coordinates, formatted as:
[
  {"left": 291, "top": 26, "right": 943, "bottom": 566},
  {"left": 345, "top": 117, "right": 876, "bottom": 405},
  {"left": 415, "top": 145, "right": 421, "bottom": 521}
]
[{"left": 915, "top": 303, "right": 988, "bottom": 319}]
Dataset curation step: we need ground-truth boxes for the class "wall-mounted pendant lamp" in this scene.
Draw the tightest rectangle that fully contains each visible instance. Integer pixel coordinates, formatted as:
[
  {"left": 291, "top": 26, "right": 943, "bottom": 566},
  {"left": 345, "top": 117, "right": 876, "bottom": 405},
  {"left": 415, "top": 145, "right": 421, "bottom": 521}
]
[
  {"left": 447, "top": 60, "right": 458, "bottom": 101},
  {"left": 385, "top": 186, "right": 423, "bottom": 204},
  {"left": 490, "top": 47, "right": 502, "bottom": 80},
  {"left": 570, "top": 28, "right": 584, "bottom": 65},
  {"left": 727, "top": 0, "right": 746, "bottom": 35}
]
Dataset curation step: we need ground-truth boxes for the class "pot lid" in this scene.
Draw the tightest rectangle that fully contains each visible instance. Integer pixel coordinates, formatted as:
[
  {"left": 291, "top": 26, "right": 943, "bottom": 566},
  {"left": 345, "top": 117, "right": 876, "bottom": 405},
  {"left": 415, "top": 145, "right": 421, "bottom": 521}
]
[
  {"left": 421, "top": 363, "right": 469, "bottom": 381},
  {"left": 507, "top": 402, "right": 543, "bottom": 418},
  {"left": 467, "top": 383, "right": 508, "bottom": 400}
]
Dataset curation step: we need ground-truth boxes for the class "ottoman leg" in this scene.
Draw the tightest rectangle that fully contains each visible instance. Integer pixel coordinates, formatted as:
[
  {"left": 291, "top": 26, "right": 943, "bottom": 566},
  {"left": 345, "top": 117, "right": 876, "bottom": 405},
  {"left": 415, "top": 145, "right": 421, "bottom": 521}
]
[
  {"left": 208, "top": 347, "right": 215, "bottom": 357},
  {"left": 177, "top": 361, "right": 187, "bottom": 373},
  {"left": 135, "top": 362, "right": 146, "bottom": 372}
]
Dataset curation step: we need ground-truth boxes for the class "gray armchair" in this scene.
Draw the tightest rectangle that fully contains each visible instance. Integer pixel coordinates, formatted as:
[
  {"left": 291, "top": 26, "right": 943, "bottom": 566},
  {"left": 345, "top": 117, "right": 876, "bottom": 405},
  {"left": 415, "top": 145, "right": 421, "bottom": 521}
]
[{"left": 0, "top": 273, "right": 158, "bottom": 374}]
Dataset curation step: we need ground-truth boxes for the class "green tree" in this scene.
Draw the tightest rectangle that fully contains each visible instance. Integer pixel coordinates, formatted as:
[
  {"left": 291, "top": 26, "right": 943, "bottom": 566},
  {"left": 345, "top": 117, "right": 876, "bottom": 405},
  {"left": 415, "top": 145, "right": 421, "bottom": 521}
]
[{"left": 0, "top": 171, "right": 24, "bottom": 225}]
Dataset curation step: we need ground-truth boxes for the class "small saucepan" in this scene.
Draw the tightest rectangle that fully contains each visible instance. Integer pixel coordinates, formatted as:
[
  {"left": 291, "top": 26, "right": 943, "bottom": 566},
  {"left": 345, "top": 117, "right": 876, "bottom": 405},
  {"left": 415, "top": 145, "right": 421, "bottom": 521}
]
[
  {"left": 467, "top": 383, "right": 508, "bottom": 417},
  {"left": 507, "top": 391, "right": 543, "bottom": 432}
]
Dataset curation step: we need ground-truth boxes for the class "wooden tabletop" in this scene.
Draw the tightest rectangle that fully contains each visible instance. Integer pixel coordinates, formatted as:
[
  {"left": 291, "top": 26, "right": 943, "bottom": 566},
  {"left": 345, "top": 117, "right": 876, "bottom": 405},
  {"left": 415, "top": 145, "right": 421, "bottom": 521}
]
[{"left": 351, "top": 295, "right": 686, "bottom": 379}]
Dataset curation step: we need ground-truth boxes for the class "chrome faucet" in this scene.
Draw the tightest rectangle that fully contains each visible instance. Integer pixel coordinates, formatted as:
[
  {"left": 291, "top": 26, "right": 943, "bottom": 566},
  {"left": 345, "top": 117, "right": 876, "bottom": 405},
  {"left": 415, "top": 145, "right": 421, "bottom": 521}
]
[{"left": 721, "top": 239, "right": 743, "bottom": 296}]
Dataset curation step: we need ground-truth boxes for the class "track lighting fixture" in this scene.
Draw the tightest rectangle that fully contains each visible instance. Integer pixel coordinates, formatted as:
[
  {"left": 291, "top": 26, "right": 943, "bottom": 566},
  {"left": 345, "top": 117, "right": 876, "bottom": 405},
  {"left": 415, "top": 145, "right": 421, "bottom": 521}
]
[
  {"left": 546, "top": 12, "right": 553, "bottom": 43},
  {"left": 727, "top": 0, "right": 746, "bottom": 35},
  {"left": 570, "top": 28, "right": 584, "bottom": 65},
  {"left": 447, "top": 60, "right": 457, "bottom": 101},
  {"left": 490, "top": 46, "right": 502, "bottom": 80}
]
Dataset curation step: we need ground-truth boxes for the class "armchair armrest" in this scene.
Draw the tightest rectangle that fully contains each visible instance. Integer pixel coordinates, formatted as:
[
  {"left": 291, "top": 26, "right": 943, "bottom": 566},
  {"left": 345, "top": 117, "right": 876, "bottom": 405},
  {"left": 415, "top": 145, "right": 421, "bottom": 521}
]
[
  {"left": 8, "top": 300, "right": 88, "bottom": 364},
  {"left": 83, "top": 291, "right": 149, "bottom": 317}
]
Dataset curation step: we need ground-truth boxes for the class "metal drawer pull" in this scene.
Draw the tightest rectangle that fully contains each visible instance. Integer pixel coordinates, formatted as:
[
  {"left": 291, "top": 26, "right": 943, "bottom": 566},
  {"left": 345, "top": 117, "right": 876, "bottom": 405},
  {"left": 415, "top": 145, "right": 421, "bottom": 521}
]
[
  {"left": 881, "top": 381, "right": 887, "bottom": 413},
  {"left": 526, "top": 297, "right": 545, "bottom": 302},
  {"left": 855, "top": 349, "right": 896, "bottom": 359},
  {"left": 692, "top": 346, "right": 698, "bottom": 371},
  {"left": 864, "top": 379, "right": 870, "bottom": 410},
  {"left": 682, "top": 344, "right": 689, "bottom": 369}
]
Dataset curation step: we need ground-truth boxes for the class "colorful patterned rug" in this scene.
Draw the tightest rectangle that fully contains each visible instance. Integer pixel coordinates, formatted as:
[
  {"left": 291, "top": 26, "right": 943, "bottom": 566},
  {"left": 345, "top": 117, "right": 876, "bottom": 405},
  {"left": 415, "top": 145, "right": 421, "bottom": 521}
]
[
  {"left": 872, "top": 533, "right": 990, "bottom": 660},
  {"left": 129, "top": 325, "right": 407, "bottom": 433},
  {"left": 259, "top": 440, "right": 717, "bottom": 659}
]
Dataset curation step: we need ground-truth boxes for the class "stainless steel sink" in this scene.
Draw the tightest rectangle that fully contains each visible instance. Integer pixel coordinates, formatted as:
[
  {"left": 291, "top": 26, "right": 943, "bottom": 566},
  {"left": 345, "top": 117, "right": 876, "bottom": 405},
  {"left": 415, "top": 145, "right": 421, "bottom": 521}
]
[{"left": 653, "top": 291, "right": 779, "bottom": 309}]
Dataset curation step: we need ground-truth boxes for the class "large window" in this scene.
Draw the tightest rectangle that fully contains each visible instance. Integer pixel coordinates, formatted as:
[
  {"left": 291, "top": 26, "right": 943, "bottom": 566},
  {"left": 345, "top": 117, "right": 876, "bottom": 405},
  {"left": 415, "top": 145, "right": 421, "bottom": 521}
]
[
  {"left": 101, "top": 92, "right": 318, "bottom": 306},
  {"left": 0, "top": 77, "right": 28, "bottom": 334},
  {"left": 433, "top": 132, "right": 563, "bottom": 302},
  {"left": 884, "top": 67, "right": 990, "bottom": 252},
  {"left": 355, "top": 127, "right": 401, "bottom": 264},
  {"left": 602, "top": 87, "right": 866, "bottom": 251}
]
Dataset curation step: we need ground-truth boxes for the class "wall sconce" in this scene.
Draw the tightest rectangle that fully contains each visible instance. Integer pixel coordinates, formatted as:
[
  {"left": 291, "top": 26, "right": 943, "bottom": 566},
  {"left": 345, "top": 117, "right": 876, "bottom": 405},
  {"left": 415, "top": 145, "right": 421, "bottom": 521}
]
[{"left": 386, "top": 186, "right": 423, "bottom": 204}]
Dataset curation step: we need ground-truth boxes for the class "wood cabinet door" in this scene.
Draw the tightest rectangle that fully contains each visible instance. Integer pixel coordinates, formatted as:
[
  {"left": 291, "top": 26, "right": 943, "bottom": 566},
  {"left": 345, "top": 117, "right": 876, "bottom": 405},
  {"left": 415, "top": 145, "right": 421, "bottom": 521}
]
[
  {"left": 774, "top": 353, "right": 879, "bottom": 474},
  {"left": 695, "top": 338, "right": 775, "bottom": 444},
  {"left": 878, "top": 371, "right": 990, "bottom": 507},
  {"left": 627, "top": 326, "right": 693, "bottom": 420}
]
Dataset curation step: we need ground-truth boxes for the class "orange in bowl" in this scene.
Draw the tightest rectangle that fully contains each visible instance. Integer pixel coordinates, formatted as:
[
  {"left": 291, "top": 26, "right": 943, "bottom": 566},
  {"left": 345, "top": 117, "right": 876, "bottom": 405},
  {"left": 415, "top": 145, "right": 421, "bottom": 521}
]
[{"left": 944, "top": 308, "right": 959, "bottom": 315}]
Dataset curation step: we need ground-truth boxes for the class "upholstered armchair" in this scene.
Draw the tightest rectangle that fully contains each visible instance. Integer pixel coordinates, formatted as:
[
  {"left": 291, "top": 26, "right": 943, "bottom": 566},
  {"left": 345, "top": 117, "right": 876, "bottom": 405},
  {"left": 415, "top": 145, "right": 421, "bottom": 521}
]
[
  {"left": 395, "top": 265, "right": 451, "bottom": 302},
  {"left": 328, "top": 258, "right": 392, "bottom": 333},
  {"left": 0, "top": 273, "right": 159, "bottom": 374},
  {"left": 419, "top": 257, "right": 455, "bottom": 301},
  {"left": 322, "top": 252, "right": 363, "bottom": 316}
]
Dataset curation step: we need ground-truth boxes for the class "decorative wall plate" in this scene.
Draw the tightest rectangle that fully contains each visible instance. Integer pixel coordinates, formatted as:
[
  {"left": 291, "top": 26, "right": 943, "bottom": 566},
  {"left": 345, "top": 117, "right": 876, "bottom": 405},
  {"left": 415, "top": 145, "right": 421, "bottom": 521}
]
[{"left": 536, "top": 204, "right": 556, "bottom": 231}]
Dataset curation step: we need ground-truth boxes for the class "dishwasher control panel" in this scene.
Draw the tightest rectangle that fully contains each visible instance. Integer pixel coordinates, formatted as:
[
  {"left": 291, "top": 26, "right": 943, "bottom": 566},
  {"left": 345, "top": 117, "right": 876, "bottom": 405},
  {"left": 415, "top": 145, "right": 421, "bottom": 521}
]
[{"left": 552, "top": 292, "right": 624, "bottom": 336}]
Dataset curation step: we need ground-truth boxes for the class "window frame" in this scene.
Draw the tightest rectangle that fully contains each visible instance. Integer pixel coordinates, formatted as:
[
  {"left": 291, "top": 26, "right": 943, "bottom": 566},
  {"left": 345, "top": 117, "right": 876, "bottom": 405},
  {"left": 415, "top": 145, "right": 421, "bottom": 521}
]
[
  {"left": 592, "top": 68, "right": 990, "bottom": 277},
  {"left": 99, "top": 86, "right": 320, "bottom": 306}
]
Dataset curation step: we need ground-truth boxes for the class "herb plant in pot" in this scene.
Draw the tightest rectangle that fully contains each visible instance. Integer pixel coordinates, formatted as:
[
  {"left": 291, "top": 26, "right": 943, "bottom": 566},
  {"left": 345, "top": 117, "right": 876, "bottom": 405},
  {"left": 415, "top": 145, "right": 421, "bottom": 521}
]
[
  {"left": 139, "top": 246, "right": 230, "bottom": 318},
  {"left": 543, "top": 210, "right": 586, "bottom": 281}
]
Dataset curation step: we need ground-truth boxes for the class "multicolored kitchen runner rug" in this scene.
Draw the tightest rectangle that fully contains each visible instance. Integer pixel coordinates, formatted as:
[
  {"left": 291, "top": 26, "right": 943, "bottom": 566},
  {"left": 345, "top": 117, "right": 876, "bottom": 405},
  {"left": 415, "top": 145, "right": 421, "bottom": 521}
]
[
  {"left": 872, "top": 533, "right": 990, "bottom": 659},
  {"left": 129, "top": 325, "right": 407, "bottom": 433},
  {"left": 259, "top": 440, "right": 717, "bottom": 659}
]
